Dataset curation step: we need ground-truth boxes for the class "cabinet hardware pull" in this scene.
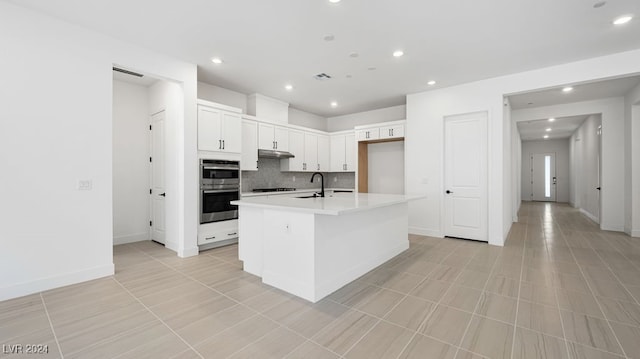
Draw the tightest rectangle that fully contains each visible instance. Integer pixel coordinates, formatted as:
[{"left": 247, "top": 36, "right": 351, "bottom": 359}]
[
  {"left": 275, "top": 141, "right": 278, "bottom": 149},
  {"left": 317, "top": 164, "right": 320, "bottom": 171},
  {"left": 389, "top": 129, "right": 392, "bottom": 136},
  {"left": 256, "top": 161, "right": 259, "bottom": 169},
  {"left": 273, "top": 141, "right": 276, "bottom": 149},
  {"left": 391, "top": 128, "right": 394, "bottom": 136},
  {"left": 206, "top": 236, "right": 216, "bottom": 240},
  {"left": 227, "top": 232, "right": 237, "bottom": 236},
  {"left": 218, "top": 140, "right": 222, "bottom": 149},
  {"left": 222, "top": 140, "right": 225, "bottom": 149}
]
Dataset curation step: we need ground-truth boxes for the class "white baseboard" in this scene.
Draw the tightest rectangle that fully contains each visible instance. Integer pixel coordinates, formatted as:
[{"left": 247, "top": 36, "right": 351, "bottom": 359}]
[
  {"left": 579, "top": 208, "right": 599, "bottom": 224},
  {"left": 631, "top": 230, "right": 640, "bottom": 238},
  {"left": 179, "top": 246, "right": 199, "bottom": 258},
  {"left": 600, "top": 223, "right": 624, "bottom": 232},
  {"left": 409, "top": 226, "right": 444, "bottom": 238},
  {"left": 0, "top": 264, "right": 114, "bottom": 301},
  {"left": 113, "top": 232, "right": 149, "bottom": 245}
]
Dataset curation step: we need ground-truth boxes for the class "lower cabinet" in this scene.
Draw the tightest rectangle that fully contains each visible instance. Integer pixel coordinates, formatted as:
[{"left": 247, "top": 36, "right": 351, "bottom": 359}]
[{"left": 198, "top": 219, "right": 238, "bottom": 246}]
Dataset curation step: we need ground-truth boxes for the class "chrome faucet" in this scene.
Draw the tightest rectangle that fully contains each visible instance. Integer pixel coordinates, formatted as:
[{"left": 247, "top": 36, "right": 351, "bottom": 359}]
[{"left": 310, "top": 172, "right": 325, "bottom": 198}]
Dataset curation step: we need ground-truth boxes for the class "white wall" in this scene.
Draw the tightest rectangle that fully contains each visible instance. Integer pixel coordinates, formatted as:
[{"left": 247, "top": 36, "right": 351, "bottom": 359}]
[
  {"left": 368, "top": 142, "right": 405, "bottom": 194},
  {"left": 512, "top": 98, "right": 624, "bottom": 231},
  {"left": 520, "top": 139, "right": 571, "bottom": 203},
  {"left": 510, "top": 98, "right": 522, "bottom": 221},
  {"left": 624, "top": 83, "right": 640, "bottom": 236},
  {"left": 570, "top": 115, "right": 602, "bottom": 222},
  {"left": 327, "top": 105, "right": 406, "bottom": 132},
  {"left": 198, "top": 81, "right": 327, "bottom": 130},
  {"left": 112, "top": 80, "right": 150, "bottom": 244},
  {"left": 197, "top": 82, "right": 248, "bottom": 112},
  {"left": 407, "top": 49, "right": 640, "bottom": 245},
  {"left": 0, "top": 2, "right": 198, "bottom": 301}
]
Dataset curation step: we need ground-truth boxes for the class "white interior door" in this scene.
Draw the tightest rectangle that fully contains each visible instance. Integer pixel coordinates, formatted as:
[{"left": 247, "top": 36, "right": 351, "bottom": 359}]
[
  {"left": 444, "top": 112, "right": 488, "bottom": 242},
  {"left": 597, "top": 125, "right": 602, "bottom": 222},
  {"left": 531, "top": 153, "right": 556, "bottom": 202},
  {"left": 150, "top": 111, "right": 165, "bottom": 244}
]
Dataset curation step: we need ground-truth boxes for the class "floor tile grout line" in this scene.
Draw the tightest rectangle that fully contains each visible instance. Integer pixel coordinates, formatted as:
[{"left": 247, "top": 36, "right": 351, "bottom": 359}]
[
  {"left": 110, "top": 277, "right": 205, "bottom": 359},
  {"left": 508, "top": 215, "right": 527, "bottom": 359},
  {"left": 556, "top": 207, "right": 629, "bottom": 358},
  {"left": 39, "top": 293, "right": 64, "bottom": 359},
  {"left": 391, "top": 241, "right": 484, "bottom": 359}
]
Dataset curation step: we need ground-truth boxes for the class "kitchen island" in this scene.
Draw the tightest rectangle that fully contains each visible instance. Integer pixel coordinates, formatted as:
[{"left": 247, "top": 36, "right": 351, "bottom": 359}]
[{"left": 231, "top": 192, "right": 422, "bottom": 302}]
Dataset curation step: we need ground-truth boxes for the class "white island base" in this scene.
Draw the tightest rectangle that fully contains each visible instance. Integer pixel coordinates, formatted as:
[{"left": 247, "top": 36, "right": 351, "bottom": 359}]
[{"left": 235, "top": 194, "right": 411, "bottom": 303}]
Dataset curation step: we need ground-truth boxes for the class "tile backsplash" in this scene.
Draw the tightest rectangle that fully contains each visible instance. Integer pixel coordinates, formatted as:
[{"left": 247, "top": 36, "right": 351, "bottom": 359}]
[{"left": 241, "top": 158, "right": 355, "bottom": 192}]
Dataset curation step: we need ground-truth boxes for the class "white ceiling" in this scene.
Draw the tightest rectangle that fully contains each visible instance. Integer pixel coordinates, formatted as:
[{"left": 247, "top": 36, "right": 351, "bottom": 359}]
[
  {"left": 509, "top": 75, "right": 640, "bottom": 109},
  {"left": 10, "top": 0, "right": 640, "bottom": 116},
  {"left": 517, "top": 115, "right": 590, "bottom": 141}
]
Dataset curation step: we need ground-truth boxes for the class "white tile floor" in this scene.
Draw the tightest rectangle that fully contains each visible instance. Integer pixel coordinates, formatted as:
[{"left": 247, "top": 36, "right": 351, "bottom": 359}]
[{"left": 3, "top": 202, "right": 640, "bottom": 358}]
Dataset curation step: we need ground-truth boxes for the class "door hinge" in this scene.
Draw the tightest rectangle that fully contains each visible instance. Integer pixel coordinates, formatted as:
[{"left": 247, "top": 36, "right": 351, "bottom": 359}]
[
  {"left": 149, "top": 220, "right": 153, "bottom": 226},
  {"left": 149, "top": 157, "right": 152, "bottom": 163}
]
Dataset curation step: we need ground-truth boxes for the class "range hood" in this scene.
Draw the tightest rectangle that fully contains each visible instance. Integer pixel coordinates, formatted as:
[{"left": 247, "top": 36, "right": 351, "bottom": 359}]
[{"left": 258, "top": 149, "right": 295, "bottom": 159}]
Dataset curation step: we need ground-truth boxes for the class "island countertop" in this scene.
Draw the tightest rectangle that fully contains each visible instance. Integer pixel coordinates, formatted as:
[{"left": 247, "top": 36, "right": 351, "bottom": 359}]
[{"left": 231, "top": 192, "right": 424, "bottom": 215}]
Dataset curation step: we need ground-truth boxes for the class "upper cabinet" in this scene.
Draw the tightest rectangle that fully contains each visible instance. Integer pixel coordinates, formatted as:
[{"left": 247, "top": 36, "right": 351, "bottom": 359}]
[
  {"left": 356, "top": 121, "right": 405, "bottom": 142},
  {"left": 241, "top": 119, "right": 258, "bottom": 171},
  {"left": 330, "top": 133, "right": 355, "bottom": 172},
  {"left": 281, "top": 131, "right": 330, "bottom": 172},
  {"left": 197, "top": 100, "right": 242, "bottom": 154},
  {"left": 258, "top": 123, "right": 289, "bottom": 151}
]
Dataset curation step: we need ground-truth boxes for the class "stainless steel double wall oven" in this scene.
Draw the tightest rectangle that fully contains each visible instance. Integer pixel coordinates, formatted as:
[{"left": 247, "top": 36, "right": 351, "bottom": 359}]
[{"left": 200, "top": 159, "right": 240, "bottom": 224}]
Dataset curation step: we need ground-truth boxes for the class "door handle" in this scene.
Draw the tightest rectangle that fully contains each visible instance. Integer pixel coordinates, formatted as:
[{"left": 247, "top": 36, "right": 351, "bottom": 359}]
[
  {"left": 596, "top": 187, "right": 601, "bottom": 190},
  {"left": 159, "top": 192, "right": 166, "bottom": 197},
  {"left": 446, "top": 190, "right": 453, "bottom": 194},
  {"left": 218, "top": 140, "right": 222, "bottom": 149}
]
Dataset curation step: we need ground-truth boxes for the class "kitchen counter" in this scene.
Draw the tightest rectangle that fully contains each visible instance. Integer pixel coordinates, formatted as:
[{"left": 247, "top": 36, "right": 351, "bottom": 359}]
[
  {"left": 232, "top": 192, "right": 422, "bottom": 215},
  {"left": 233, "top": 193, "right": 422, "bottom": 302},
  {"left": 240, "top": 188, "right": 354, "bottom": 198}
]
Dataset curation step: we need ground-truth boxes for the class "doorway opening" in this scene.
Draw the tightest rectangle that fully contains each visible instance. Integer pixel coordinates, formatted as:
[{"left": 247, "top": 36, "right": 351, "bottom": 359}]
[{"left": 530, "top": 152, "right": 557, "bottom": 202}]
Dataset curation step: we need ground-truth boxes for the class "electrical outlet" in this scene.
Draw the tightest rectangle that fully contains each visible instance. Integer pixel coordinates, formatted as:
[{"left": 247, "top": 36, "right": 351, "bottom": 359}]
[{"left": 77, "top": 179, "right": 93, "bottom": 190}]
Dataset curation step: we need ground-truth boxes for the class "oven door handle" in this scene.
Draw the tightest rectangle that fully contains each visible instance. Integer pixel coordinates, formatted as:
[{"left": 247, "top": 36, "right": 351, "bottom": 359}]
[
  {"left": 202, "top": 166, "right": 240, "bottom": 170},
  {"left": 202, "top": 189, "right": 240, "bottom": 194}
]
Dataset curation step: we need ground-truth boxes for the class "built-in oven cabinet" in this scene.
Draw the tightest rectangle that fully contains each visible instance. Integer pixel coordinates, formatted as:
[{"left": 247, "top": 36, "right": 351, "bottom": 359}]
[
  {"left": 197, "top": 100, "right": 242, "bottom": 154},
  {"left": 198, "top": 219, "right": 238, "bottom": 245}
]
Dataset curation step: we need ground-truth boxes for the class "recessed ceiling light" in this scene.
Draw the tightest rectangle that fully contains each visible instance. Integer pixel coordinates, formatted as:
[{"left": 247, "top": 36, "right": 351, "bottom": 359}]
[
  {"left": 329, "top": 0, "right": 341, "bottom": 3},
  {"left": 330, "top": 101, "right": 338, "bottom": 108},
  {"left": 211, "top": 57, "right": 223, "bottom": 64},
  {"left": 546, "top": 128, "right": 552, "bottom": 132},
  {"left": 285, "top": 84, "right": 293, "bottom": 91},
  {"left": 562, "top": 87, "right": 574, "bottom": 93},
  {"left": 613, "top": 15, "right": 633, "bottom": 25},
  {"left": 549, "top": 118, "right": 556, "bottom": 122},
  {"left": 427, "top": 80, "right": 436, "bottom": 86},
  {"left": 393, "top": 50, "right": 404, "bottom": 57},
  {"left": 544, "top": 135, "right": 549, "bottom": 139}
]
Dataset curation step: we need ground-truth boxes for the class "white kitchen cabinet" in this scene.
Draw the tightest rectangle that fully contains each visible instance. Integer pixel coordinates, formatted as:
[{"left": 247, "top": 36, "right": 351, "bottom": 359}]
[
  {"left": 356, "top": 128, "right": 379, "bottom": 142},
  {"left": 304, "top": 133, "right": 318, "bottom": 172},
  {"left": 317, "top": 135, "right": 330, "bottom": 171},
  {"left": 379, "top": 124, "right": 404, "bottom": 140},
  {"left": 241, "top": 119, "right": 258, "bottom": 171},
  {"left": 198, "top": 104, "right": 241, "bottom": 153},
  {"left": 281, "top": 130, "right": 305, "bottom": 171},
  {"left": 258, "top": 123, "right": 289, "bottom": 151},
  {"left": 330, "top": 133, "right": 356, "bottom": 172}
]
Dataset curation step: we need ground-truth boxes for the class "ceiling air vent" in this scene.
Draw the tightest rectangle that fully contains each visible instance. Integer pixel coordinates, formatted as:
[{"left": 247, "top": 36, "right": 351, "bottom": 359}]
[
  {"left": 113, "top": 67, "right": 144, "bottom": 78},
  {"left": 314, "top": 73, "right": 332, "bottom": 81}
]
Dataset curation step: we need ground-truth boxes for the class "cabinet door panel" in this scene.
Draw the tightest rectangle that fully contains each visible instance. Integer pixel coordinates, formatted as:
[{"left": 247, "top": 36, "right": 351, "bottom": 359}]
[
  {"left": 198, "top": 107, "right": 222, "bottom": 151},
  {"left": 330, "top": 135, "right": 346, "bottom": 172},
  {"left": 345, "top": 134, "right": 355, "bottom": 172},
  {"left": 380, "top": 125, "right": 404, "bottom": 139},
  {"left": 222, "top": 112, "right": 242, "bottom": 153},
  {"left": 317, "top": 135, "right": 330, "bottom": 172},
  {"left": 304, "top": 133, "right": 318, "bottom": 172},
  {"left": 258, "top": 123, "right": 275, "bottom": 150},
  {"left": 241, "top": 120, "right": 258, "bottom": 171},
  {"left": 287, "top": 130, "right": 305, "bottom": 171},
  {"left": 274, "top": 126, "right": 289, "bottom": 151}
]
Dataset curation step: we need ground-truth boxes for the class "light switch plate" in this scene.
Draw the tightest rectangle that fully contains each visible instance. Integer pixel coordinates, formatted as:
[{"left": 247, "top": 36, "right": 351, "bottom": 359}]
[{"left": 77, "top": 179, "right": 93, "bottom": 190}]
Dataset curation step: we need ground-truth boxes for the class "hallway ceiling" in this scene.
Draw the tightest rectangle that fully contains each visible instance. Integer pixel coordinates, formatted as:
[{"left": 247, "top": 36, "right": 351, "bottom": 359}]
[
  {"left": 509, "top": 75, "right": 640, "bottom": 110},
  {"left": 9, "top": 0, "right": 640, "bottom": 116},
  {"left": 517, "top": 115, "right": 589, "bottom": 141}
]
